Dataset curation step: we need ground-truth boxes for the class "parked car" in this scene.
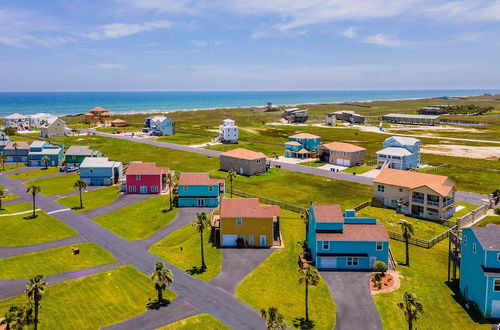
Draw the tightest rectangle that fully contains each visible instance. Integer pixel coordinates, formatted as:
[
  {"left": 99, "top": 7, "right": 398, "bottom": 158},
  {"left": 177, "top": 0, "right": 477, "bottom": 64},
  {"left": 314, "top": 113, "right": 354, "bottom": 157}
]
[
  {"left": 66, "top": 166, "right": 79, "bottom": 173},
  {"left": 59, "top": 167, "right": 66, "bottom": 172}
]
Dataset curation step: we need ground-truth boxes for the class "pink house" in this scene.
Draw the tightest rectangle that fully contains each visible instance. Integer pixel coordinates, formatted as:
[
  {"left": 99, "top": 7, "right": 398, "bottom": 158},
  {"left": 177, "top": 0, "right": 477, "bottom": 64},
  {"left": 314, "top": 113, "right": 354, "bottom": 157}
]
[{"left": 125, "top": 162, "right": 170, "bottom": 194}]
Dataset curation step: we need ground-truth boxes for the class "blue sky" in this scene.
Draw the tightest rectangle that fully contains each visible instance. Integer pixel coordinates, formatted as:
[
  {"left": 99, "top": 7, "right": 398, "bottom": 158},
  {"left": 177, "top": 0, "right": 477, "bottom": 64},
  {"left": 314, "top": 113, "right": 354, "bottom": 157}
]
[{"left": 1, "top": 0, "right": 499, "bottom": 91}]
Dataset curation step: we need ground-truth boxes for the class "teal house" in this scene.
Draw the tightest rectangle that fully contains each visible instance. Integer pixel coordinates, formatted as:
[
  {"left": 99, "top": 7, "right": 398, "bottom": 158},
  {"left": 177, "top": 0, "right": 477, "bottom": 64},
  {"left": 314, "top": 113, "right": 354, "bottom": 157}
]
[
  {"left": 459, "top": 225, "right": 500, "bottom": 319},
  {"left": 65, "top": 146, "right": 102, "bottom": 168},
  {"left": 285, "top": 133, "right": 321, "bottom": 159},
  {"left": 177, "top": 172, "right": 224, "bottom": 207},
  {"left": 28, "top": 141, "right": 64, "bottom": 167},
  {"left": 307, "top": 204, "right": 389, "bottom": 270}
]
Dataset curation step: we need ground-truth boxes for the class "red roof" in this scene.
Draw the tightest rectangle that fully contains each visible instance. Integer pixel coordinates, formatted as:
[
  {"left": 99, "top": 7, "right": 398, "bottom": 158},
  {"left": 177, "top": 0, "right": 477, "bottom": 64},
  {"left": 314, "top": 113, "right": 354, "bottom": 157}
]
[
  {"left": 178, "top": 172, "right": 224, "bottom": 186},
  {"left": 90, "top": 107, "right": 109, "bottom": 113},
  {"left": 312, "top": 204, "right": 343, "bottom": 222},
  {"left": 220, "top": 198, "right": 280, "bottom": 218},
  {"left": 321, "top": 142, "right": 366, "bottom": 153},
  {"left": 126, "top": 162, "right": 169, "bottom": 175},
  {"left": 317, "top": 224, "right": 389, "bottom": 241}
]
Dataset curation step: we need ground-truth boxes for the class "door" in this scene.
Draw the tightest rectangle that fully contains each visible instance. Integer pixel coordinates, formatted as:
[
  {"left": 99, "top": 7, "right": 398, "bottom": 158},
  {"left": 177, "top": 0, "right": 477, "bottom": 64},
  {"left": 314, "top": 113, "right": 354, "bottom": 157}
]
[
  {"left": 248, "top": 235, "right": 254, "bottom": 245},
  {"left": 239, "top": 167, "right": 243, "bottom": 175},
  {"left": 370, "top": 257, "right": 377, "bottom": 267},
  {"left": 140, "top": 186, "right": 148, "bottom": 194},
  {"left": 222, "top": 235, "right": 238, "bottom": 247},
  {"left": 344, "top": 159, "right": 350, "bottom": 167},
  {"left": 492, "top": 300, "right": 500, "bottom": 318},
  {"left": 197, "top": 198, "right": 205, "bottom": 207},
  {"left": 320, "top": 257, "right": 337, "bottom": 269},
  {"left": 259, "top": 235, "right": 267, "bottom": 247}
]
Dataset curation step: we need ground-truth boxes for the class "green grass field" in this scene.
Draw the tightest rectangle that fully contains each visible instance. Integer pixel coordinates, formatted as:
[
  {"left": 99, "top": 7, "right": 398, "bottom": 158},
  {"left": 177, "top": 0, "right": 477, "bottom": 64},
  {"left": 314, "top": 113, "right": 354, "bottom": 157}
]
[
  {"left": 423, "top": 167, "right": 500, "bottom": 194},
  {"left": 24, "top": 173, "right": 79, "bottom": 196},
  {"left": 94, "top": 196, "right": 178, "bottom": 240},
  {"left": 0, "top": 202, "right": 33, "bottom": 214},
  {"left": 342, "top": 163, "right": 376, "bottom": 174},
  {"left": 7, "top": 166, "right": 59, "bottom": 180},
  {"left": 157, "top": 133, "right": 213, "bottom": 145},
  {"left": 236, "top": 210, "right": 336, "bottom": 329},
  {"left": 149, "top": 225, "right": 221, "bottom": 282},
  {"left": 0, "top": 266, "right": 176, "bottom": 330},
  {"left": 57, "top": 186, "right": 121, "bottom": 212},
  {"left": 475, "top": 215, "right": 500, "bottom": 227},
  {"left": 1, "top": 164, "right": 26, "bottom": 172},
  {"left": 158, "top": 314, "right": 230, "bottom": 330},
  {"left": 0, "top": 243, "right": 115, "bottom": 279}
]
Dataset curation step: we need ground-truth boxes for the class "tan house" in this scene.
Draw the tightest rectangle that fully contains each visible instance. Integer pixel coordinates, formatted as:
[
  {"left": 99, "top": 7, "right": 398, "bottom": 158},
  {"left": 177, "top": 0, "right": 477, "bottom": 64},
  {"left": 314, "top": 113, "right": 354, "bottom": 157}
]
[
  {"left": 220, "top": 148, "right": 267, "bottom": 176},
  {"left": 40, "top": 118, "right": 66, "bottom": 138},
  {"left": 319, "top": 142, "right": 366, "bottom": 167},
  {"left": 373, "top": 168, "right": 456, "bottom": 220}
]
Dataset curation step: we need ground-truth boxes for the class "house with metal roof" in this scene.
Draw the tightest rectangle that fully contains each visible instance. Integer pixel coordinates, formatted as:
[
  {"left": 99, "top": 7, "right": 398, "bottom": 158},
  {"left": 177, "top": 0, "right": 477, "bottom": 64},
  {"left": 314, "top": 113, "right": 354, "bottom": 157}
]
[
  {"left": 376, "top": 136, "right": 421, "bottom": 170},
  {"left": 284, "top": 133, "right": 321, "bottom": 159},
  {"left": 220, "top": 148, "right": 267, "bottom": 176},
  {"left": 27, "top": 141, "right": 64, "bottom": 167},
  {"left": 79, "top": 157, "right": 123, "bottom": 186},
  {"left": 65, "top": 146, "right": 102, "bottom": 168},
  {"left": 177, "top": 172, "right": 225, "bottom": 207},
  {"left": 382, "top": 113, "right": 441, "bottom": 125}
]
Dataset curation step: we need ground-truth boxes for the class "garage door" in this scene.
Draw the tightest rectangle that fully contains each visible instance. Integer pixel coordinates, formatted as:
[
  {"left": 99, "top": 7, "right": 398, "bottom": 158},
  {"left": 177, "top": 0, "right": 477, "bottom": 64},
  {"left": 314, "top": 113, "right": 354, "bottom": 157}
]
[
  {"left": 343, "top": 159, "right": 350, "bottom": 167},
  {"left": 492, "top": 300, "right": 500, "bottom": 318},
  {"left": 319, "top": 257, "right": 337, "bottom": 269},
  {"left": 222, "top": 235, "right": 238, "bottom": 247}
]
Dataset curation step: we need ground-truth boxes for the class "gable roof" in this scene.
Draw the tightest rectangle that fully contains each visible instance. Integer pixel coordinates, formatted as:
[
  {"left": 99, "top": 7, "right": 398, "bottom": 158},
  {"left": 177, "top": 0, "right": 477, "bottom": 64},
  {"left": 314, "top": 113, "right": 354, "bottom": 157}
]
[
  {"left": 80, "top": 157, "right": 119, "bottom": 168},
  {"left": 471, "top": 225, "right": 500, "bottom": 251},
  {"left": 110, "top": 119, "right": 127, "bottom": 124},
  {"left": 220, "top": 148, "right": 266, "bottom": 160},
  {"left": 284, "top": 141, "right": 301, "bottom": 146},
  {"left": 385, "top": 136, "right": 420, "bottom": 146},
  {"left": 90, "top": 107, "right": 109, "bottom": 113},
  {"left": 220, "top": 198, "right": 280, "bottom": 218},
  {"left": 4, "top": 141, "right": 30, "bottom": 150},
  {"left": 149, "top": 116, "right": 172, "bottom": 123},
  {"left": 312, "top": 204, "right": 344, "bottom": 222},
  {"left": 289, "top": 133, "right": 320, "bottom": 139},
  {"left": 374, "top": 168, "right": 455, "bottom": 197},
  {"left": 126, "top": 162, "right": 169, "bottom": 175},
  {"left": 317, "top": 224, "right": 389, "bottom": 241},
  {"left": 321, "top": 142, "right": 366, "bottom": 153},
  {"left": 376, "top": 147, "right": 412, "bottom": 157},
  {"left": 65, "top": 146, "right": 100, "bottom": 156},
  {"left": 4, "top": 113, "right": 28, "bottom": 119},
  {"left": 178, "top": 172, "right": 224, "bottom": 186}
]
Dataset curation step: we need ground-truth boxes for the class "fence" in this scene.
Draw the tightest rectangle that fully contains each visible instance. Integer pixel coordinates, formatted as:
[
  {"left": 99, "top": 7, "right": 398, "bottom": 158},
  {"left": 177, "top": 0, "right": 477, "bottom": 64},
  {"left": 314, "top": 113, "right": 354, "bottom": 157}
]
[
  {"left": 388, "top": 225, "right": 456, "bottom": 249},
  {"left": 457, "top": 204, "right": 488, "bottom": 228},
  {"left": 353, "top": 201, "right": 371, "bottom": 211},
  {"left": 228, "top": 188, "right": 306, "bottom": 214}
]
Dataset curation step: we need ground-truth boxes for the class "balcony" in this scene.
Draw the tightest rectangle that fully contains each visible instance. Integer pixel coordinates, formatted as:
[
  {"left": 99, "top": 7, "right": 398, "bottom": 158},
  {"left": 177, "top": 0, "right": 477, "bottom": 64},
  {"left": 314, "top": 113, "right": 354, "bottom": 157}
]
[
  {"left": 427, "top": 210, "right": 439, "bottom": 218},
  {"left": 412, "top": 197, "right": 424, "bottom": 204},
  {"left": 427, "top": 200, "right": 439, "bottom": 207},
  {"left": 443, "top": 199, "right": 454, "bottom": 207}
]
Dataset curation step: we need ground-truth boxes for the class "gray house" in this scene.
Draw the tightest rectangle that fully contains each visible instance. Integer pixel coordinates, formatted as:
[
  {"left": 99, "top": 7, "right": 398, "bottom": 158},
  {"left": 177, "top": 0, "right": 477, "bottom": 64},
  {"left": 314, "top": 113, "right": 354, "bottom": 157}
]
[{"left": 79, "top": 157, "right": 123, "bottom": 186}]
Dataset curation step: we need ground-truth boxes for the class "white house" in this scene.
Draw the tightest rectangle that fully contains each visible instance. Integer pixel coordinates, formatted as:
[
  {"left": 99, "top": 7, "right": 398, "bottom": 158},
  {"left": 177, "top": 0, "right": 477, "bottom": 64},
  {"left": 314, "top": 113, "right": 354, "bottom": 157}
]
[
  {"left": 4, "top": 113, "right": 30, "bottom": 131},
  {"left": 39, "top": 118, "right": 66, "bottom": 138},
  {"left": 30, "top": 113, "right": 59, "bottom": 128},
  {"left": 218, "top": 119, "right": 238, "bottom": 143},
  {"left": 149, "top": 116, "right": 174, "bottom": 136}
]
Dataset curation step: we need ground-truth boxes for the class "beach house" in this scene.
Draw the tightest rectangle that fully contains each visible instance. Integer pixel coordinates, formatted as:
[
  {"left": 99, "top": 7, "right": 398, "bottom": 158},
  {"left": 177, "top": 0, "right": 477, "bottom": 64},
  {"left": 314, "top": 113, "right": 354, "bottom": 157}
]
[
  {"left": 284, "top": 133, "right": 321, "bottom": 159},
  {"left": 376, "top": 136, "right": 421, "bottom": 170},
  {"left": 220, "top": 148, "right": 267, "bottom": 176},
  {"left": 39, "top": 118, "right": 66, "bottom": 138},
  {"left": 80, "top": 157, "right": 123, "bottom": 186},
  {"left": 27, "top": 141, "right": 64, "bottom": 167},
  {"left": 459, "top": 225, "right": 500, "bottom": 319},
  {"left": 177, "top": 172, "right": 224, "bottom": 207},
  {"left": 148, "top": 116, "right": 175, "bottom": 136},
  {"left": 4, "top": 113, "right": 30, "bottom": 131},
  {"left": 218, "top": 119, "right": 238, "bottom": 143},
  {"left": 65, "top": 146, "right": 102, "bottom": 168},
  {"left": 318, "top": 142, "right": 366, "bottom": 167},
  {"left": 125, "top": 162, "right": 170, "bottom": 194},
  {"left": 326, "top": 111, "right": 365, "bottom": 125},
  {"left": 84, "top": 107, "right": 112, "bottom": 124},
  {"left": 218, "top": 198, "right": 280, "bottom": 247},
  {"left": 30, "top": 113, "right": 58, "bottom": 129},
  {"left": 307, "top": 204, "right": 389, "bottom": 270},
  {"left": 283, "top": 108, "right": 309, "bottom": 123},
  {"left": 3, "top": 141, "right": 29, "bottom": 163},
  {"left": 373, "top": 168, "right": 456, "bottom": 220}
]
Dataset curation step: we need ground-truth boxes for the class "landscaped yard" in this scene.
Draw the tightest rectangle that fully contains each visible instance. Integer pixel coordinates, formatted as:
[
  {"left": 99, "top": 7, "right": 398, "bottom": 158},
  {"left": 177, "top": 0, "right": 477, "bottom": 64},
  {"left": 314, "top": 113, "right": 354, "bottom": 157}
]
[
  {"left": 57, "top": 186, "right": 121, "bottom": 212},
  {"left": 475, "top": 215, "right": 500, "bottom": 227},
  {"left": 7, "top": 166, "right": 59, "bottom": 180},
  {"left": 236, "top": 210, "right": 336, "bottom": 329},
  {"left": 158, "top": 314, "right": 230, "bottom": 330},
  {"left": 0, "top": 163, "right": 26, "bottom": 172},
  {"left": 24, "top": 173, "right": 79, "bottom": 196},
  {"left": 0, "top": 265, "right": 176, "bottom": 329},
  {"left": 149, "top": 225, "right": 221, "bottom": 282},
  {"left": 0, "top": 243, "right": 115, "bottom": 279},
  {"left": 94, "top": 195, "right": 178, "bottom": 240},
  {"left": 342, "top": 163, "right": 376, "bottom": 174}
]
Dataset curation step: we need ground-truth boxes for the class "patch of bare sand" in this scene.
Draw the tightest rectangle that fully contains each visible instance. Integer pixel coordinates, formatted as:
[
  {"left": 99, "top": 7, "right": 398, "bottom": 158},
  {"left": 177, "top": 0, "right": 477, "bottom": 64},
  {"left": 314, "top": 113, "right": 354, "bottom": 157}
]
[{"left": 422, "top": 144, "right": 500, "bottom": 160}]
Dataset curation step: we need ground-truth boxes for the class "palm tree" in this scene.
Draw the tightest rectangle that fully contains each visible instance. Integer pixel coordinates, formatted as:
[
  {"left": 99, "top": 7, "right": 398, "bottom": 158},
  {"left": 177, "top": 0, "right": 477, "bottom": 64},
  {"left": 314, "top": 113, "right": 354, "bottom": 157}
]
[
  {"left": 297, "top": 265, "right": 320, "bottom": 322},
  {"left": 41, "top": 156, "right": 50, "bottom": 169},
  {"left": 166, "top": 172, "right": 176, "bottom": 211},
  {"left": 0, "top": 189, "right": 6, "bottom": 210},
  {"left": 399, "top": 220, "right": 414, "bottom": 266},
  {"left": 260, "top": 307, "right": 286, "bottom": 330},
  {"left": 25, "top": 275, "right": 47, "bottom": 330},
  {"left": 150, "top": 262, "right": 173, "bottom": 302},
  {"left": 26, "top": 185, "right": 41, "bottom": 217},
  {"left": 12, "top": 142, "right": 18, "bottom": 168},
  {"left": 192, "top": 212, "right": 210, "bottom": 270},
  {"left": 226, "top": 168, "right": 237, "bottom": 198},
  {"left": 397, "top": 291, "right": 424, "bottom": 330},
  {"left": 0, "top": 155, "right": 7, "bottom": 171},
  {"left": 73, "top": 179, "right": 87, "bottom": 209},
  {"left": 1, "top": 305, "right": 25, "bottom": 330}
]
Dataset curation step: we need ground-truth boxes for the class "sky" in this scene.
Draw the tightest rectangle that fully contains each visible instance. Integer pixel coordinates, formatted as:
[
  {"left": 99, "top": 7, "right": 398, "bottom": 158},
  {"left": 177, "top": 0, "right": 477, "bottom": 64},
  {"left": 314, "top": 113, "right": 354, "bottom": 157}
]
[{"left": 1, "top": 0, "right": 500, "bottom": 91}]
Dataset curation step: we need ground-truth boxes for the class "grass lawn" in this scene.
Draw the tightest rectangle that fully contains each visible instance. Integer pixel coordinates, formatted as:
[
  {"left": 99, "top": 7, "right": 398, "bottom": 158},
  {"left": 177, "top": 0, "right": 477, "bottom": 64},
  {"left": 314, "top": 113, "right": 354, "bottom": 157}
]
[
  {"left": 156, "top": 133, "right": 213, "bottom": 145},
  {"left": 0, "top": 243, "right": 115, "bottom": 279},
  {"left": 475, "top": 215, "right": 500, "bottom": 227},
  {"left": 149, "top": 225, "right": 221, "bottom": 282},
  {"left": 0, "top": 202, "right": 33, "bottom": 214},
  {"left": 374, "top": 240, "right": 491, "bottom": 329},
  {"left": 158, "top": 314, "right": 230, "bottom": 330},
  {"left": 342, "top": 163, "right": 376, "bottom": 174},
  {"left": 1, "top": 163, "right": 26, "bottom": 172},
  {"left": 57, "top": 186, "right": 121, "bottom": 212},
  {"left": 7, "top": 166, "right": 59, "bottom": 180},
  {"left": 422, "top": 167, "right": 500, "bottom": 194},
  {"left": 94, "top": 195, "right": 178, "bottom": 240},
  {"left": 300, "top": 160, "right": 327, "bottom": 167},
  {"left": 236, "top": 210, "right": 336, "bottom": 329},
  {"left": 0, "top": 265, "right": 176, "bottom": 330},
  {"left": 24, "top": 173, "right": 79, "bottom": 196}
]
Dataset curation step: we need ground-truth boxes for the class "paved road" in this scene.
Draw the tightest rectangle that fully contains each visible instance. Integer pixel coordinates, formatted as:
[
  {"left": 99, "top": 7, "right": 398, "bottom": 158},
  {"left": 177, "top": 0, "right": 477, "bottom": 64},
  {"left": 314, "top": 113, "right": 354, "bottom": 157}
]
[
  {"left": 0, "top": 175, "right": 266, "bottom": 330},
  {"left": 321, "top": 271, "right": 383, "bottom": 330},
  {"left": 210, "top": 248, "right": 274, "bottom": 294},
  {"left": 0, "top": 235, "right": 88, "bottom": 258},
  {"left": 82, "top": 193, "right": 155, "bottom": 218}
]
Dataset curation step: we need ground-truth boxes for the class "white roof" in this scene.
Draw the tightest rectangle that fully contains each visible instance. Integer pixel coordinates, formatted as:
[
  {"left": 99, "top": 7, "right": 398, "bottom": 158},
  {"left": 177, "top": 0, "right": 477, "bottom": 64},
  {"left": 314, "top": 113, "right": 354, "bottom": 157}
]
[
  {"left": 31, "top": 113, "right": 57, "bottom": 119},
  {"left": 4, "top": 113, "right": 29, "bottom": 119},
  {"left": 376, "top": 147, "right": 412, "bottom": 157},
  {"left": 30, "top": 141, "right": 46, "bottom": 148},
  {"left": 80, "top": 157, "right": 120, "bottom": 168},
  {"left": 29, "top": 148, "right": 62, "bottom": 155},
  {"left": 150, "top": 116, "right": 171, "bottom": 123},
  {"left": 385, "top": 136, "right": 420, "bottom": 146}
]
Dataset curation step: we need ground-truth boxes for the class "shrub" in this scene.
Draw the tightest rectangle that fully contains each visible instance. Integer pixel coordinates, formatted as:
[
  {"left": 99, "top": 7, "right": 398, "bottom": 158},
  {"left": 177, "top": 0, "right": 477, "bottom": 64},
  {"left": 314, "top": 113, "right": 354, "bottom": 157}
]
[
  {"left": 494, "top": 208, "right": 500, "bottom": 215},
  {"left": 373, "top": 261, "right": 387, "bottom": 276}
]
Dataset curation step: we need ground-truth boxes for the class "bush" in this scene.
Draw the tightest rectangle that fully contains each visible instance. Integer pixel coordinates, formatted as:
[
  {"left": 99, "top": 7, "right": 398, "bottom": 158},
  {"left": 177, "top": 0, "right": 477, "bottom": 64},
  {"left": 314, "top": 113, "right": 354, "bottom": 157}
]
[
  {"left": 4, "top": 127, "right": 17, "bottom": 136},
  {"left": 373, "top": 261, "right": 387, "bottom": 276},
  {"left": 495, "top": 208, "right": 500, "bottom": 215}
]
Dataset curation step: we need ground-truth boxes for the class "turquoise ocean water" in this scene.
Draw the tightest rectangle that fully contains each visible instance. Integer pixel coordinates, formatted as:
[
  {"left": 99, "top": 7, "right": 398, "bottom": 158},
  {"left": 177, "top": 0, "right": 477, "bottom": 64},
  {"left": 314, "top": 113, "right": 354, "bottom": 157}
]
[{"left": 0, "top": 90, "right": 498, "bottom": 117}]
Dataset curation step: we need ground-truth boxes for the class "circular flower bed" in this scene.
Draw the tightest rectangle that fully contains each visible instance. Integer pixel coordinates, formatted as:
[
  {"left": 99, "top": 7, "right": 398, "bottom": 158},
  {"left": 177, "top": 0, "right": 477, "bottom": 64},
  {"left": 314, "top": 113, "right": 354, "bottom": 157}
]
[{"left": 370, "top": 273, "right": 394, "bottom": 291}]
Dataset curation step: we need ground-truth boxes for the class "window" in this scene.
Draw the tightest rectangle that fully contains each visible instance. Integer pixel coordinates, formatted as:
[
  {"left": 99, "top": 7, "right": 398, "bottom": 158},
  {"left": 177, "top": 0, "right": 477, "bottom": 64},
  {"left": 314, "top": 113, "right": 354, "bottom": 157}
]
[
  {"left": 497, "top": 252, "right": 500, "bottom": 261},
  {"left": 473, "top": 243, "right": 476, "bottom": 254},
  {"left": 377, "top": 185, "right": 385, "bottom": 192},
  {"left": 399, "top": 188, "right": 403, "bottom": 192},
  {"left": 347, "top": 257, "right": 359, "bottom": 266},
  {"left": 236, "top": 217, "right": 242, "bottom": 226},
  {"left": 495, "top": 279, "right": 500, "bottom": 292},
  {"left": 151, "top": 186, "right": 158, "bottom": 192},
  {"left": 323, "top": 241, "right": 329, "bottom": 250},
  {"left": 376, "top": 242, "right": 383, "bottom": 251},
  {"left": 136, "top": 175, "right": 141, "bottom": 181},
  {"left": 463, "top": 235, "right": 467, "bottom": 246},
  {"left": 128, "top": 185, "right": 136, "bottom": 192},
  {"left": 256, "top": 159, "right": 261, "bottom": 164},
  {"left": 183, "top": 186, "right": 188, "bottom": 192},
  {"left": 208, "top": 186, "right": 213, "bottom": 192}
]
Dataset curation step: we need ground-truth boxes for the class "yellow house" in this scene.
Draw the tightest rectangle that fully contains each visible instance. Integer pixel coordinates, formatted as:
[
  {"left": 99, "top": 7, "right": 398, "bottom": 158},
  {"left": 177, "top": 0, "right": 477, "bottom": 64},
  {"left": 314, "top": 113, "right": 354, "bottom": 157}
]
[{"left": 219, "top": 198, "right": 280, "bottom": 247}]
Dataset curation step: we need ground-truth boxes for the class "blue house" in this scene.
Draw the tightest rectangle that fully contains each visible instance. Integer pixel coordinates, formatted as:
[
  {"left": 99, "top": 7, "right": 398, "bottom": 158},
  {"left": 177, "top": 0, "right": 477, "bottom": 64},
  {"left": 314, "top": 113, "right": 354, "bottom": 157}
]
[
  {"left": 284, "top": 133, "right": 321, "bottom": 159},
  {"left": 307, "top": 204, "right": 389, "bottom": 270},
  {"left": 459, "top": 225, "right": 500, "bottom": 319},
  {"left": 0, "top": 133, "right": 10, "bottom": 154},
  {"left": 145, "top": 116, "right": 174, "bottom": 136},
  {"left": 177, "top": 172, "right": 224, "bottom": 207},
  {"left": 79, "top": 157, "right": 123, "bottom": 186},
  {"left": 28, "top": 141, "right": 64, "bottom": 166},
  {"left": 3, "top": 141, "right": 30, "bottom": 163},
  {"left": 376, "top": 136, "right": 421, "bottom": 170}
]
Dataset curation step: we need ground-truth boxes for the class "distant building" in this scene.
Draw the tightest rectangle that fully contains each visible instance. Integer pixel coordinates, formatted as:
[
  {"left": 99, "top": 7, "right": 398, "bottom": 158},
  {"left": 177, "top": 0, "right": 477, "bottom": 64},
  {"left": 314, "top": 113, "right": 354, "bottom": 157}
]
[
  {"left": 65, "top": 146, "right": 102, "bottom": 168},
  {"left": 284, "top": 133, "right": 321, "bottom": 159},
  {"left": 266, "top": 102, "right": 279, "bottom": 112},
  {"left": 376, "top": 136, "right": 421, "bottom": 170},
  {"left": 417, "top": 105, "right": 449, "bottom": 115},
  {"left": 27, "top": 141, "right": 64, "bottom": 167},
  {"left": 110, "top": 119, "right": 128, "bottom": 127},
  {"left": 220, "top": 148, "right": 267, "bottom": 176},
  {"left": 318, "top": 142, "right": 366, "bottom": 167},
  {"left": 40, "top": 118, "right": 66, "bottom": 138},
  {"left": 3, "top": 141, "right": 30, "bottom": 163},
  {"left": 146, "top": 116, "right": 174, "bottom": 136},
  {"left": 80, "top": 157, "right": 123, "bottom": 186},
  {"left": 382, "top": 113, "right": 441, "bottom": 125},
  {"left": 30, "top": 113, "right": 58, "bottom": 129},
  {"left": 84, "top": 107, "right": 112, "bottom": 124},
  {"left": 177, "top": 172, "right": 225, "bottom": 207},
  {"left": 283, "top": 108, "right": 308, "bottom": 123},
  {"left": 4, "top": 113, "right": 30, "bottom": 131},
  {"left": 218, "top": 119, "right": 238, "bottom": 143},
  {"left": 326, "top": 111, "right": 365, "bottom": 125}
]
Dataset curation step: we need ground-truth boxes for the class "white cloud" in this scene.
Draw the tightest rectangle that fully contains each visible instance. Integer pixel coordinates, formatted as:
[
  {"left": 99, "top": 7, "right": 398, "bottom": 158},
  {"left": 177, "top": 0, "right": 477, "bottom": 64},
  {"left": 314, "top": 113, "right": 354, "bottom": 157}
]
[
  {"left": 341, "top": 27, "right": 357, "bottom": 39},
  {"left": 87, "top": 21, "right": 172, "bottom": 40},
  {"left": 95, "top": 63, "right": 124, "bottom": 69},
  {"left": 361, "top": 33, "right": 408, "bottom": 48},
  {"left": 192, "top": 40, "right": 221, "bottom": 47}
]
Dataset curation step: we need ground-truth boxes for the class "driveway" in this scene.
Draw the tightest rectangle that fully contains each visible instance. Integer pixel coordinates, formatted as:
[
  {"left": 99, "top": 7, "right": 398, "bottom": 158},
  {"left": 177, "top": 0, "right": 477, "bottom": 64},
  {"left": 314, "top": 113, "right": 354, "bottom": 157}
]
[
  {"left": 82, "top": 193, "right": 155, "bottom": 218},
  {"left": 210, "top": 248, "right": 274, "bottom": 294},
  {"left": 321, "top": 271, "right": 383, "bottom": 330}
]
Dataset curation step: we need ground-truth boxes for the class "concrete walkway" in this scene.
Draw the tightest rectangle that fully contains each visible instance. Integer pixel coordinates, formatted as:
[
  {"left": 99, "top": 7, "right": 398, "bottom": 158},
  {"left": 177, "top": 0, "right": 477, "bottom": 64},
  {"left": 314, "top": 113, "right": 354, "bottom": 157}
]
[
  {"left": 82, "top": 193, "right": 155, "bottom": 218},
  {"left": 0, "top": 235, "right": 88, "bottom": 258}
]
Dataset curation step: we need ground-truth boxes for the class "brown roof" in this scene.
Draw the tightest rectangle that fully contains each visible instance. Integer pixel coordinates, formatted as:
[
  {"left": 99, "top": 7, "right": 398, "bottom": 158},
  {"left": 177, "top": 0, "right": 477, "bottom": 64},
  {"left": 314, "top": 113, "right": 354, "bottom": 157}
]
[
  {"left": 321, "top": 142, "right": 366, "bottom": 153},
  {"left": 220, "top": 148, "right": 266, "bottom": 160},
  {"left": 289, "top": 133, "right": 320, "bottom": 139},
  {"left": 297, "top": 148, "right": 310, "bottom": 154},
  {"left": 110, "top": 119, "right": 127, "bottom": 124},
  {"left": 285, "top": 141, "right": 301, "bottom": 146},
  {"left": 84, "top": 112, "right": 94, "bottom": 116},
  {"left": 90, "top": 107, "right": 109, "bottom": 113},
  {"left": 126, "top": 162, "right": 169, "bottom": 175},
  {"left": 220, "top": 198, "right": 280, "bottom": 218},
  {"left": 312, "top": 204, "right": 344, "bottom": 222},
  {"left": 374, "top": 168, "right": 455, "bottom": 197},
  {"left": 317, "top": 224, "right": 389, "bottom": 241},
  {"left": 4, "top": 141, "right": 29, "bottom": 150},
  {"left": 178, "top": 172, "right": 224, "bottom": 186}
]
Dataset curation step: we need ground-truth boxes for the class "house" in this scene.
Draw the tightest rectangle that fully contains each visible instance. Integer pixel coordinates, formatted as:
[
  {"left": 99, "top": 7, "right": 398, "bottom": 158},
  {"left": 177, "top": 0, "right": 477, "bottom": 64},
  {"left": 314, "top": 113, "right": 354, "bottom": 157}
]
[
  {"left": 0, "top": 134, "right": 11, "bottom": 154},
  {"left": 147, "top": 116, "right": 174, "bottom": 136},
  {"left": 110, "top": 119, "right": 127, "bottom": 127},
  {"left": 125, "top": 162, "right": 169, "bottom": 194},
  {"left": 219, "top": 198, "right": 280, "bottom": 247},
  {"left": 177, "top": 172, "right": 225, "bottom": 207},
  {"left": 373, "top": 168, "right": 456, "bottom": 220},
  {"left": 220, "top": 148, "right": 267, "bottom": 176},
  {"left": 3, "top": 141, "right": 29, "bottom": 162},
  {"left": 218, "top": 119, "right": 238, "bottom": 143},
  {"left": 376, "top": 136, "right": 421, "bottom": 170},
  {"left": 80, "top": 157, "right": 123, "bottom": 186},
  {"left": 307, "top": 204, "right": 389, "bottom": 270},
  {"left": 40, "top": 118, "right": 66, "bottom": 138},
  {"left": 318, "top": 142, "right": 366, "bottom": 167},
  {"left": 382, "top": 113, "right": 441, "bottom": 125},
  {"left": 284, "top": 133, "right": 321, "bottom": 159},
  {"left": 283, "top": 108, "right": 309, "bottom": 123},
  {"left": 326, "top": 111, "right": 365, "bottom": 125},
  {"left": 4, "top": 113, "right": 30, "bottom": 131},
  {"left": 30, "top": 113, "right": 58, "bottom": 128},
  {"left": 65, "top": 146, "right": 102, "bottom": 168},
  {"left": 84, "top": 107, "right": 112, "bottom": 124},
  {"left": 459, "top": 225, "right": 500, "bottom": 319},
  {"left": 27, "top": 141, "right": 64, "bottom": 166}
]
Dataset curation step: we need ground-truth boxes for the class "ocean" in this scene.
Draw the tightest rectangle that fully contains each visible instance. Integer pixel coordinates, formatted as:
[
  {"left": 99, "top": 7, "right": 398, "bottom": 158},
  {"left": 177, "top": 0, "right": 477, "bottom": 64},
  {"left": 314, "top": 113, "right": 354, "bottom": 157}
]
[{"left": 0, "top": 90, "right": 498, "bottom": 117}]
